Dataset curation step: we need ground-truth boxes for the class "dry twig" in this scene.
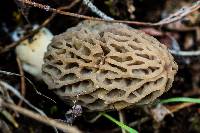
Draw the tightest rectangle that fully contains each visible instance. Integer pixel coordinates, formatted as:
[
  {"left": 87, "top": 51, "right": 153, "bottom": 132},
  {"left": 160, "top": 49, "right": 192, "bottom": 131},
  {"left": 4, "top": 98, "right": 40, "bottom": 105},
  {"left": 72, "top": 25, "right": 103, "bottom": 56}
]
[
  {"left": 118, "top": 110, "right": 127, "bottom": 133},
  {"left": 1, "top": 0, "right": 199, "bottom": 56},
  {"left": 0, "top": 81, "right": 47, "bottom": 118},
  {"left": 82, "top": 0, "right": 200, "bottom": 57},
  {"left": 169, "top": 49, "right": 200, "bottom": 56},
  {"left": 0, "top": 70, "right": 56, "bottom": 103},
  {"left": 16, "top": 57, "right": 26, "bottom": 107},
  {"left": 82, "top": 0, "right": 113, "bottom": 20},
  {"left": 0, "top": 98, "right": 81, "bottom": 133},
  {"left": 16, "top": 0, "right": 200, "bottom": 57},
  {"left": 0, "top": 0, "right": 80, "bottom": 54},
  {"left": 0, "top": 80, "right": 59, "bottom": 133},
  {"left": 19, "top": 0, "right": 200, "bottom": 26},
  {"left": 165, "top": 102, "right": 196, "bottom": 113},
  {"left": 0, "top": 19, "right": 49, "bottom": 54},
  {"left": 87, "top": 113, "right": 102, "bottom": 123}
]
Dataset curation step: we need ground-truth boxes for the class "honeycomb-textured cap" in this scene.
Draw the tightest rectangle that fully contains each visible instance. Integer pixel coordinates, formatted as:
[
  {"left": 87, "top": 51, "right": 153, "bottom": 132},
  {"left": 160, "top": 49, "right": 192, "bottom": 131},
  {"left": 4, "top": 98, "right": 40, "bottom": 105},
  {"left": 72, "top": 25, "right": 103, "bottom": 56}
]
[{"left": 42, "top": 20, "right": 178, "bottom": 111}]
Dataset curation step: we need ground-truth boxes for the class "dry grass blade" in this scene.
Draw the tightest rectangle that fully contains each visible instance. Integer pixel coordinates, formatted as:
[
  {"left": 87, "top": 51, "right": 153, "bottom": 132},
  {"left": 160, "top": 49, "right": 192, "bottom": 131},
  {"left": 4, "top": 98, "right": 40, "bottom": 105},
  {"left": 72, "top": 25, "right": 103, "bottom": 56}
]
[
  {"left": 166, "top": 102, "right": 195, "bottom": 113},
  {"left": 16, "top": 57, "right": 26, "bottom": 107}
]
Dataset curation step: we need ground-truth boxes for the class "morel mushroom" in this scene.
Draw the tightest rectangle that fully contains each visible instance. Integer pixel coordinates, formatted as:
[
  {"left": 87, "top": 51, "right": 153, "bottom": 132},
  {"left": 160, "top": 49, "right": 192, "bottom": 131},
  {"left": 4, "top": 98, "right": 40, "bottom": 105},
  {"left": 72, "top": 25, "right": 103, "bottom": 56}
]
[{"left": 42, "top": 20, "right": 178, "bottom": 111}]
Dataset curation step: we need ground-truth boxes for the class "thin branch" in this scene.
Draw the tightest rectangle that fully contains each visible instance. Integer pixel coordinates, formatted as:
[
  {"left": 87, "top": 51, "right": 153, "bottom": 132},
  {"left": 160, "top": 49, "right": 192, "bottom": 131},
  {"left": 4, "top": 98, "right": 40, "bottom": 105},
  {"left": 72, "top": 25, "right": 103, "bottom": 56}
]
[
  {"left": 19, "top": 0, "right": 200, "bottom": 26},
  {"left": 129, "top": 117, "right": 150, "bottom": 127},
  {"left": 0, "top": 18, "right": 51, "bottom": 54},
  {"left": 169, "top": 49, "right": 200, "bottom": 56},
  {"left": 16, "top": 57, "right": 26, "bottom": 107},
  {"left": 0, "top": 99, "right": 81, "bottom": 133},
  {"left": 0, "top": 81, "right": 46, "bottom": 117},
  {"left": 165, "top": 102, "right": 195, "bottom": 113},
  {"left": 87, "top": 113, "right": 102, "bottom": 123},
  {"left": 0, "top": 70, "right": 56, "bottom": 103},
  {"left": 2, "top": 0, "right": 199, "bottom": 56},
  {"left": 82, "top": 0, "right": 113, "bottom": 20},
  {"left": 0, "top": 0, "right": 80, "bottom": 54},
  {"left": 0, "top": 80, "right": 58, "bottom": 133}
]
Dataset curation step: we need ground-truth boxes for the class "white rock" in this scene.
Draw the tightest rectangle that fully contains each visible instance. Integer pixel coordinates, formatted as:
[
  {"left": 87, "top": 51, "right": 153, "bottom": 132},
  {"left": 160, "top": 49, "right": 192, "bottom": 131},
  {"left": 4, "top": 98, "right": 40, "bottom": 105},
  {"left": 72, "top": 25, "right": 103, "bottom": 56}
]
[{"left": 15, "top": 28, "right": 53, "bottom": 79}]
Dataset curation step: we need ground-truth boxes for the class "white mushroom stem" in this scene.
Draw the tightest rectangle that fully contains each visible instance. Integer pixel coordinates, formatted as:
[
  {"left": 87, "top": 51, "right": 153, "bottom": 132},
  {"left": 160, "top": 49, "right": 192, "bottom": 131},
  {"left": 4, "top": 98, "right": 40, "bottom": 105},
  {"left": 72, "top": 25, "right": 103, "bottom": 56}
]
[{"left": 15, "top": 27, "right": 53, "bottom": 79}]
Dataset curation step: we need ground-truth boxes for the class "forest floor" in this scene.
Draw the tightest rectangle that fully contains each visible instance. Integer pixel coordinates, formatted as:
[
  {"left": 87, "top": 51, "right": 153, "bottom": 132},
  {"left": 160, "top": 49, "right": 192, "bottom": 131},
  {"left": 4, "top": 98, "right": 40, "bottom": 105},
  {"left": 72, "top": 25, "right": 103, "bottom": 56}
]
[{"left": 0, "top": 0, "right": 200, "bottom": 133}]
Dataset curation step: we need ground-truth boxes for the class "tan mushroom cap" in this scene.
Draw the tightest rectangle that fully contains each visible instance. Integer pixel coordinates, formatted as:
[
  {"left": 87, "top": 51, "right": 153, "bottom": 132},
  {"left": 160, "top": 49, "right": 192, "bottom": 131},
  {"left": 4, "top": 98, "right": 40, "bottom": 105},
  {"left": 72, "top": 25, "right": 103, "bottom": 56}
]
[{"left": 42, "top": 20, "right": 178, "bottom": 111}]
